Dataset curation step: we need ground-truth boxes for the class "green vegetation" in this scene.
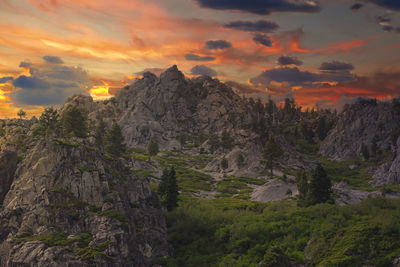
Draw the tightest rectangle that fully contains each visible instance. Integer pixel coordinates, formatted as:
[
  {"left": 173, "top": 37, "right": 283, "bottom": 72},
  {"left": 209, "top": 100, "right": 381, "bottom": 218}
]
[
  {"left": 220, "top": 157, "right": 228, "bottom": 171},
  {"left": 147, "top": 139, "right": 159, "bottom": 156},
  {"left": 97, "top": 210, "right": 129, "bottom": 223},
  {"left": 104, "top": 122, "right": 126, "bottom": 157},
  {"left": 297, "top": 165, "right": 332, "bottom": 207},
  {"left": 62, "top": 106, "right": 88, "bottom": 138},
  {"left": 262, "top": 136, "right": 283, "bottom": 175},
  {"left": 76, "top": 241, "right": 111, "bottom": 259},
  {"left": 159, "top": 197, "right": 400, "bottom": 267},
  {"left": 158, "top": 167, "right": 179, "bottom": 211},
  {"left": 95, "top": 119, "right": 107, "bottom": 148}
]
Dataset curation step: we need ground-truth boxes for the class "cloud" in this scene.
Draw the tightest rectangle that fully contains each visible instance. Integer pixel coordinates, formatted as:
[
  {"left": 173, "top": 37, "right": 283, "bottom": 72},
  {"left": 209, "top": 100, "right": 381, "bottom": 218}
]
[
  {"left": 19, "top": 61, "right": 32, "bottom": 68},
  {"left": 9, "top": 59, "right": 91, "bottom": 106},
  {"left": 250, "top": 66, "right": 355, "bottom": 93},
  {"left": 195, "top": 0, "right": 321, "bottom": 15},
  {"left": 319, "top": 61, "right": 355, "bottom": 71},
  {"left": 277, "top": 55, "right": 303, "bottom": 66},
  {"left": 363, "top": 0, "right": 400, "bottom": 11},
  {"left": 43, "top": 55, "right": 64, "bottom": 64},
  {"left": 224, "top": 20, "right": 279, "bottom": 33},
  {"left": 350, "top": 3, "right": 363, "bottom": 11},
  {"left": 205, "top": 40, "right": 232, "bottom": 50},
  {"left": 190, "top": 65, "right": 217, "bottom": 77},
  {"left": 0, "top": 76, "right": 14, "bottom": 83},
  {"left": 253, "top": 34, "right": 273, "bottom": 47},
  {"left": 225, "top": 81, "right": 261, "bottom": 94},
  {"left": 185, "top": 54, "right": 216, "bottom": 61}
]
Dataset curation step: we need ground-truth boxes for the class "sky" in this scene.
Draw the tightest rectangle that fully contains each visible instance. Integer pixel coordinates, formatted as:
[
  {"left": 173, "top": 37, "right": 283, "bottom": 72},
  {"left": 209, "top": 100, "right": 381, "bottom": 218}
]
[{"left": 0, "top": 0, "right": 399, "bottom": 117}]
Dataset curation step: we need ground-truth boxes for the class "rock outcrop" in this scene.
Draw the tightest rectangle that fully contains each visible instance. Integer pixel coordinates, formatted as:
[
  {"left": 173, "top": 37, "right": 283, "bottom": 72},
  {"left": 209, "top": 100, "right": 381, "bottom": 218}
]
[
  {"left": 0, "top": 137, "right": 168, "bottom": 266},
  {"left": 320, "top": 99, "right": 400, "bottom": 161},
  {"left": 0, "top": 150, "right": 18, "bottom": 205}
]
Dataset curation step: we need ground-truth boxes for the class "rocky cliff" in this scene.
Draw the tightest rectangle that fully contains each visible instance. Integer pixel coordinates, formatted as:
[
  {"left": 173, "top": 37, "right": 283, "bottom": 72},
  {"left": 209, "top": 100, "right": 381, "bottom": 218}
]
[
  {"left": 0, "top": 131, "right": 168, "bottom": 266},
  {"left": 320, "top": 98, "right": 400, "bottom": 161}
]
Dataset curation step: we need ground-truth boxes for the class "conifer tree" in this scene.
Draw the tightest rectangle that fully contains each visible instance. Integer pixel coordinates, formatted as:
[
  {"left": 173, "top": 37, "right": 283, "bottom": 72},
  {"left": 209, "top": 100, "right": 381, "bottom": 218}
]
[
  {"left": 39, "top": 107, "right": 59, "bottom": 130},
  {"left": 147, "top": 139, "right": 159, "bottom": 156},
  {"left": 105, "top": 122, "right": 126, "bottom": 157},
  {"left": 296, "top": 170, "right": 309, "bottom": 207},
  {"left": 263, "top": 136, "right": 283, "bottom": 175},
  {"left": 208, "top": 133, "right": 220, "bottom": 153},
  {"left": 221, "top": 157, "right": 228, "bottom": 171},
  {"left": 220, "top": 130, "right": 233, "bottom": 151},
  {"left": 17, "top": 109, "right": 26, "bottom": 119},
  {"left": 158, "top": 168, "right": 169, "bottom": 197},
  {"left": 235, "top": 152, "right": 245, "bottom": 169},
  {"left": 95, "top": 119, "right": 107, "bottom": 148},
  {"left": 317, "top": 116, "right": 327, "bottom": 140},
  {"left": 166, "top": 167, "right": 179, "bottom": 211},
  {"left": 361, "top": 142, "right": 370, "bottom": 161},
  {"left": 62, "top": 107, "right": 88, "bottom": 138},
  {"left": 308, "top": 164, "right": 331, "bottom": 205}
]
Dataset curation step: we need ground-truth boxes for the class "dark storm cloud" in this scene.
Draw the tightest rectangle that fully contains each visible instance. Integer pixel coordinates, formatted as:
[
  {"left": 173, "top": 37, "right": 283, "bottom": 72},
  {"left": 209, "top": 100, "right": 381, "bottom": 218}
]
[
  {"left": 9, "top": 59, "right": 91, "bottom": 106},
  {"left": 350, "top": 3, "right": 363, "bottom": 11},
  {"left": 253, "top": 34, "right": 272, "bottom": 47},
  {"left": 375, "top": 15, "right": 391, "bottom": 24},
  {"left": 224, "top": 20, "right": 279, "bottom": 33},
  {"left": 190, "top": 65, "right": 218, "bottom": 77},
  {"left": 363, "top": 0, "right": 400, "bottom": 11},
  {"left": 0, "top": 76, "right": 14, "bottom": 83},
  {"left": 195, "top": 0, "right": 321, "bottom": 15},
  {"left": 205, "top": 40, "right": 232, "bottom": 50},
  {"left": 250, "top": 67, "right": 355, "bottom": 91},
  {"left": 184, "top": 54, "right": 216, "bottom": 61},
  {"left": 277, "top": 56, "right": 303, "bottom": 66},
  {"left": 319, "top": 61, "right": 355, "bottom": 71},
  {"left": 19, "top": 61, "right": 32, "bottom": 68},
  {"left": 42, "top": 55, "right": 64, "bottom": 64}
]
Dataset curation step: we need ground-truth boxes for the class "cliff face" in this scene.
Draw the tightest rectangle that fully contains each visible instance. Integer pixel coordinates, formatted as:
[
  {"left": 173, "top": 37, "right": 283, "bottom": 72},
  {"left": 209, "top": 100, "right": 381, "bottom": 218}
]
[
  {"left": 320, "top": 99, "right": 400, "bottom": 161},
  {"left": 114, "top": 65, "right": 255, "bottom": 149},
  {"left": 0, "top": 137, "right": 168, "bottom": 266}
]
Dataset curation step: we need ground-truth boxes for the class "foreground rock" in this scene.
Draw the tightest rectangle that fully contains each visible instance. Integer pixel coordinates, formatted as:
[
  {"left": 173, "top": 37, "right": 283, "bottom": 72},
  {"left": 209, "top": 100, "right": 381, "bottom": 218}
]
[
  {"left": 251, "top": 179, "right": 298, "bottom": 202},
  {"left": 0, "top": 137, "right": 168, "bottom": 266}
]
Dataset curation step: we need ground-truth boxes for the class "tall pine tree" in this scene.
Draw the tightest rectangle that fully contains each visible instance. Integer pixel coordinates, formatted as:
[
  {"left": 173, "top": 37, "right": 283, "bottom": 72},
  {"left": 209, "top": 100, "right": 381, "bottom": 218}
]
[{"left": 105, "top": 122, "right": 126, "bottom": 157}]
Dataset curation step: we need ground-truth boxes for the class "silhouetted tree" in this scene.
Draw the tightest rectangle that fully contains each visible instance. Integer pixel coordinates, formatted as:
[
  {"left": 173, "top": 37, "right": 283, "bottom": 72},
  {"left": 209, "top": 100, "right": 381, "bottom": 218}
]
[
  {"left": 17, "top": 109, "right": 26, "bottom": 119},
  {"left": 62, "top": 107, "right": 87, "bottom": 138},
  {"left": 263, "top": 136, "right": 283, "bottom": 175},
  {"left": 105, "top": 122, "right": 125, "bottom": 157},
  {"left": 147, "top": 139, "right": 159, "bottom": 156}
]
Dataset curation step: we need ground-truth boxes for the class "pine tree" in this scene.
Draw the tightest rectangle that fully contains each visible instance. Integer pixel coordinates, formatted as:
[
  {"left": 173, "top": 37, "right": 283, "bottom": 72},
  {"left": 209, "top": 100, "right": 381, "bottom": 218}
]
[
  {"left": 147, "top": 139, "right": 159, "bottom": 156},
  {"left": 95, "top": 119, "right": 107, "bottom": 148},
  {"left": 235, "top": 152, "right": 245, "bottom": 169},
  {"left": 296, "top": 170, "right": 309, "bottom": 207},
  {"left": 308, "top": 164, "right": 331, "bottom": 205},
  {"left": 105, "top": 122, "right": 126, "bottom": 157},
  {"left": 221, "top": 157, "right": 228, "bottom": 171},
  {"left": 166, "top": 167, "right": 179, "bottom": 211},
  {"left": 208, "top": 134, "right": 220, "bottom": 153},
  {"left": 62, "top": 107, "right": 87, "bottom": 138},
  {"left": 39, "top": 107, "right": 59, "bottom": 130},
  {"left": 158, "top": 168, "right": 169, "bottom": 197},
  {"left": 263, "top": 136, "right": 283, "bottom": 175},
  {"left": 361, "top": 142, "right": 370, "bottom": 161},
  {"left": 220, "top": 130, "right": 233, "bottom": 151},
  {"left": 317, "top": 116, "right": 327, "bottom": 140},
  {"left": 371, "top": 136, "right": 378, "bottom": 157},
  {"left": 17, "top": 109, "right": 26, "bottom": 119}
]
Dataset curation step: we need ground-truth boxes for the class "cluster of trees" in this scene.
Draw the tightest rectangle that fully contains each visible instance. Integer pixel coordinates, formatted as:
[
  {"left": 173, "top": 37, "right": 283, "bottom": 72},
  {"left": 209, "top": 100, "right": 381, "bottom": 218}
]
[
  {"left": 208, "top": 130, "right": 234, "bottom": 153},
  {"left": 158, "top": 167, "right": 179, "bottom": 211},
  {"left": 361, "top": 136, "right": 379, "bottom": 161},
  {"left": 296, "top": 164, "right": 332, "bottom": 207}
]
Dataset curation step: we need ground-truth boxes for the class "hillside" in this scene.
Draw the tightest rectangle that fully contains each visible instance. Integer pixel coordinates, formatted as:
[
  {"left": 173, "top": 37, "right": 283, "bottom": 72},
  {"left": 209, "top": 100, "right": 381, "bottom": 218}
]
[{"left": 1, "top": 66, "right": 400, "bottom": 266}]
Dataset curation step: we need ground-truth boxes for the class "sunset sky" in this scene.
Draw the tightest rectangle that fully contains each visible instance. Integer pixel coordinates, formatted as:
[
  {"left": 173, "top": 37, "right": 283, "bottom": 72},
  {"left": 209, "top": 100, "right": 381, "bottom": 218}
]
[{"left": 0, "top": 0, "right": 399, "bottom": 117}]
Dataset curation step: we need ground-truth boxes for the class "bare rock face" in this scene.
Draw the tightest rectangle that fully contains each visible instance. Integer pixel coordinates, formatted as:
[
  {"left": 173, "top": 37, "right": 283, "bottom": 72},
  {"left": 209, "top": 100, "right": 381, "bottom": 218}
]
[
  {"left": 113, "top": 66, "right": 254, "bottom": 149},
  {"left": 320, "top": 99, "right": 400, "bottom": 161},
  {"left": 373, "top": 136, "right": 400, "bottom": 186},
  {"left": 0, "top": 137, "right": 168, "bottom": 266}
]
